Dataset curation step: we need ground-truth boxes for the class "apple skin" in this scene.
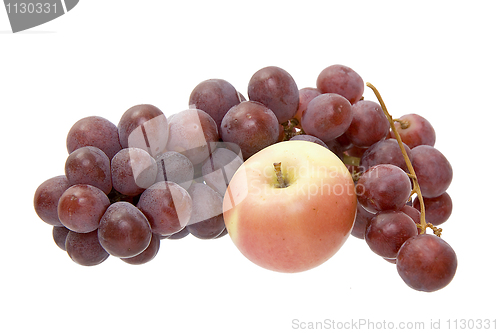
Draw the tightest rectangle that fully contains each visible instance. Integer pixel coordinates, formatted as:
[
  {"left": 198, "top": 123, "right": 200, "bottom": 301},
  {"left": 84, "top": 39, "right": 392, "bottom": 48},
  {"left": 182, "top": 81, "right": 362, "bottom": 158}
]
[{"left": 223, "top": 140, "right": 357, "bottom": 273}]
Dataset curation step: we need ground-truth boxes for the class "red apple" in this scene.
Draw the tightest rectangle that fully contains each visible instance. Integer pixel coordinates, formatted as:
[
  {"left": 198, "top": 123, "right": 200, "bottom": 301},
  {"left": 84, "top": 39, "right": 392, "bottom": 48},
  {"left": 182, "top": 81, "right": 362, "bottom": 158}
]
[{"left": 222, "top": 140, "right": 357, "bottom": 273}]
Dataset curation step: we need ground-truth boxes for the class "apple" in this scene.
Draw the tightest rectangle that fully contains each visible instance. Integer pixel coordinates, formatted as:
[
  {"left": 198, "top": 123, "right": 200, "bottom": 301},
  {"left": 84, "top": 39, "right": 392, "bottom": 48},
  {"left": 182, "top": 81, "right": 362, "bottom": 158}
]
[{"left": 222, "top": 140, "right": 357, "bottom": 273}]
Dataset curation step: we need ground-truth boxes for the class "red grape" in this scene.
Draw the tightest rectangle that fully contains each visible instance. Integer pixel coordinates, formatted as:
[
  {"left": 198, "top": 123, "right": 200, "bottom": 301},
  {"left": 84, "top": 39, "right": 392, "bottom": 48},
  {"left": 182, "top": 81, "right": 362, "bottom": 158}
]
[
  {"left": 137, "top": 181, "right": 193, "bottom": 236},
  {"left": 65, "top": 230, "right": 109, "bottom": 266},
  {"left": 98, "top": 201, "right": 152, "bottom": 258},
  {"left": 316, "top": 64, "right": 364, "bottom": 104},
  {"left": 295, "top": 87, "right": 321, "bottom": 122},
  {"left": 365, "top": 211, "right": 418, "bottom": 259},
  {"left": 390, "top": 113, "right": 436, "bottom": 148},
  {"left": 57, "top": 184, "right": 110, "bottom": 233},
  {"left": 289, "top": 134, "right": 329, "bottom": 149},
  {"left": 188, "top": 78, "right": 241, "bottom": 131},
  {"left": 344, "top": 100, "right": 390, "bottom": 148},
  {"left": 356, "top": 164, "right": 412, "bottom": 213},
  {"left": 220, "top": 101, "right": 279, "bottom": 160},
  {"left": 166, "top": 109, "right": 219, "bottom": 164},
  {"left": 300, "top": 93, "right": 353, "bottom": 142},
  {"left": 186, "top": 183, "right": 225, "bottom": 239},
  {"left": 397, "top": 234, "right": 457, "bottom": 292},
  {"left": 411, "top": 145, "right": 453, "bottom": 198},
  {"left": 65, "top": 146, "right": 112, "bottom": 194},
  {"left": 413, "top": 192, "right": 452, "bottom": 226},
  {"left": 201, "top": 145, "right": 243, "bottom": 196},
  {"left": 121, "top": 234, "right": 160, "bottom": 265},
  {"left": 53, "top": 226, "right": 70, "bottom": 251},
  {"left": 34, "top": 175, "right": 70, "bottom": 227},
  {"left": 351, "top": 202, "right": 376, "bottom": 239},
  {"left": 118, "top": 104, "right": 167, "bottom": 156},
  {"left": 360, "top": 138, "right": 413, "bottom": 173},
  {"left": 111, "top": 148, "right": 157, "bottom": 196},
  {"left": 248, "top": 66, "right": 299, "bottom": 123},
  {"left": 66, "top": 116, "right": 122, "bottom": 160}
]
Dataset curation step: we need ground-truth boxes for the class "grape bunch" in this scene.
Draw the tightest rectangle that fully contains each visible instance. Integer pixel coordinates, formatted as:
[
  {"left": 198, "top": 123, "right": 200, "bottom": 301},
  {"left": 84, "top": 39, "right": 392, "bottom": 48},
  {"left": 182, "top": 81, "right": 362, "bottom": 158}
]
[{"left": 33, "top": 64, "right": 457, "bottom": 292}]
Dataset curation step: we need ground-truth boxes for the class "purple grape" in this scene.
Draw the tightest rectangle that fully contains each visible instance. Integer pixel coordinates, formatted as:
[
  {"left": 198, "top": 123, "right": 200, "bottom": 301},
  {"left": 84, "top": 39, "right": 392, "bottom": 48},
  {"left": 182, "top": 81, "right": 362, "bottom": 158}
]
[
  {"left": 316, "top": 64, "right": 364, "bottom": 104},
  {"left": 248, "top": 66, "right": 299, "bottom": 123},
  {"left": 136, "top": 181, "right": 193, "bottom": 236},
  {"left": 300, "top": 93, "right": 353, "bottom": 142},
  {"left": 201, "top": 146, "right": 243, "bottom": 196},
  {"left": 186, "top": 183, "right": 225, "bottom": 239},
  {"left": 111, "top": 148, "right": 157, "bottom": 196},
  {"left": 356, "top": 164, "right": 412, "bottom": 213},
  {"left": 365, "top": 211, "right": 418, "bottom": 259},
  {"left": 57, "top": 184, "right": 110, "bottom": 233},
  {"left": 65, "top": 230, "right": 109, "bottom": 266},
  {"left": 121, "top": 234, "right": 160, "bottom": 265},
  {"left": 65, "top": 146, "right": 112, "bottom": 194},
  {"left": 399, "top": 204, "right": 421, "bottom": 226},
  {"left": 34, "top": 175, "right": 70, "bottom": 227},
  {"left": 411, "top": 145, "right": 452, "bottom": 198},
  {"left": 397, "top": 234, "right": 457, "bottom": 292},
  {"left": 295, "top": 87, "right": 321, "bottom": 122},
  {"left": 391, "top": 113, "right": 436, "bottom": 148},
  {"left": 188, "top": 78, "right": 241, "bottom": 132},
  {"left": 413, "top": 192, "right": 452, "bottom": 226},
  {"left": 220, "top": 101, "right": 279, "bottom": 159},
  {"left": 351, "top": 202, "right": 376, "bottom": 239},
  {"left": 360, "top": 138, "right": 413, "bottom": 173},
  {"left": 163, "top": 227, "right": 190, "bottom": 240},
  {"left": 344, "top": 100, "right": 390, "bottom": 148},
  {"left": 66, "top": 116, "right": 122, "bottom": 160},
  {"left": 98, "top": 201, "right": 152, "bottom": 258},
  {"left": 166, "top": 109, "right": 219, "bottom": 164},
  {"left": 155, "top": 151, "right": 194, "bottom": 190},
  {"left": 53, "top": 226, "right": 70, "bottom": 251},
  {"left": 289, "top": 134, "right": 329, "bottom": 149}
]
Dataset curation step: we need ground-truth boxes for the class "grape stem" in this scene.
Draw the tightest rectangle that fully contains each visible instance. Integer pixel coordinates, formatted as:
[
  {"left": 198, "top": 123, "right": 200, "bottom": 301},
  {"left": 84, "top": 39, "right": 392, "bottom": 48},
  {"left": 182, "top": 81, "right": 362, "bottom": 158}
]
[{"left": 366, "top": 83, "right": 442, "bottom": 237}]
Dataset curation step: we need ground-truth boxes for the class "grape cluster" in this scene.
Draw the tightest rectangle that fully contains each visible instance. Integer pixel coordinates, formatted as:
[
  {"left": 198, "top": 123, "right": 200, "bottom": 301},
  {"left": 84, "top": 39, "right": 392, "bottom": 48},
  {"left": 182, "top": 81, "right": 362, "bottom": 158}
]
[{"left": 34, "top": 64, "right": 457, "bottom": 292}]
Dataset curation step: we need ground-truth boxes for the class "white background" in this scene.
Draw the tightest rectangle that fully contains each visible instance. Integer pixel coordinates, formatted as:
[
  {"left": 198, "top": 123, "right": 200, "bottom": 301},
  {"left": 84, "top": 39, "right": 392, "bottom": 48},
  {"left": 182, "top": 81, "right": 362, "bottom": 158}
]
[{"left": 1, "top": 1, "right": 499, "bottom": 332}]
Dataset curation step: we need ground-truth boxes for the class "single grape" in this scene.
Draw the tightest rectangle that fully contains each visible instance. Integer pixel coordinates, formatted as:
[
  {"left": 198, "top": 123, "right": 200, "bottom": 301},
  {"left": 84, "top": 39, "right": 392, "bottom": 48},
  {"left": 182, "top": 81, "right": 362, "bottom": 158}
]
[
  {"left": 65, "top": 146, "right": 112, "bottom": 194},
  {"left": 396, "top": 234, "right": 458, "bottom": 292},
  {"left": 391, "top": 113, "right": 436, "bottom": 148},
  {"left": 155, "top": 151, "right": 194, "bottom": 191},
  {"left": 399, "top": 204, "right": 421, "bottom": 226},
  {"left": 215, "top": 228, "right": 228, "bottom": 238},
  {"left": 118, "top": 104, "right": 168, "bottom": 157},
  {"left": 166, "top": 109, "right": 219, "bottom": 165},
  {"left": 65, "top": 230, "right": 109, "bottom": 266},
  {"left": 220, "top": 101, "right": 279, "bottom": 160},
  {"left": 351, "top": 202, "right": 376, "bottom": 239},
  {"left": 365, "top": 211, "right": 418, "bottom": 259},
  {"left": 344, "top": 100, "right": 390, "bottom": 148},
  {"left": 356, "top": 164, "right": 412, "bottom": 213},
  {"left": 66, "top": 116, "right": 122, "bottom": 160},
  {"left": 186, "top": 183, "right": 225, "bottom": 239},
  {"left": 188, "top": 78, "right": 241, "bottom": 132},
  {"left": 300, "top": 93, "right": 353, "bottom": 142},
  {"left": 201, "top": 145, "right": 243, "bottom": 196},
  {"left": 289, "top": 134, "right": 329, "bottom": 149},
  {"left": 163, "top": 227, "right": 190, "bottom": 240},
  {"left": 247, "top": 66, "right": 299, "bottom": 123},
  {"left": 57, "top": 184, "right": 110, "bottom": 233},
  {"left": 295, "top": 87, "right": 321, "bottom": 122},
  {"left": 413, "top": 192, "right": 452, "bottom": 226},
  {"left": 360, "top": 138, "right": 413, "bottom": 173},
  {"left": 34, "top": 175, "right": 70, "bottom": 226},
  {"left": 53, "top": 226, "right": 70, "bottom": 251},
  {"left": 411, "top": 145, "right": 453, "bottom": 198},
  {"left": 316, "top": 64, "right": 364, "bottom": 104},
  {"left": 137, "top": 181, "right": 193, "bottom": 236},
  {"left": 98, "top": 201, "right": 152, "bottom": 258},
  {"left": 121, "top": 234, "right": 160, "bottom": 265},
  {"left": 111, "top": 148, "right": 157, "bottom": 196}
]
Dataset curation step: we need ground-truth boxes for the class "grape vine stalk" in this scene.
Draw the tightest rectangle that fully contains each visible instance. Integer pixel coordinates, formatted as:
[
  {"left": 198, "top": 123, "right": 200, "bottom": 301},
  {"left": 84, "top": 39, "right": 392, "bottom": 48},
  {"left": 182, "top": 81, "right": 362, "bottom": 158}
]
[{"left": 366, "top": 83, "right": 442, "bottom": 237}]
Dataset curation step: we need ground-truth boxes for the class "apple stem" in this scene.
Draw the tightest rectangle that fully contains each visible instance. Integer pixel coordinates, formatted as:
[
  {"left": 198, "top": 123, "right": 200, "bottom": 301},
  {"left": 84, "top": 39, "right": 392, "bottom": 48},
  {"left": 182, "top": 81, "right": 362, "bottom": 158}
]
[
  {"left": 366, "top": 83, "right": 441, "bottom": 237},
  {"left": 273, "top": 162, "right": 287, "bottom": 188}
]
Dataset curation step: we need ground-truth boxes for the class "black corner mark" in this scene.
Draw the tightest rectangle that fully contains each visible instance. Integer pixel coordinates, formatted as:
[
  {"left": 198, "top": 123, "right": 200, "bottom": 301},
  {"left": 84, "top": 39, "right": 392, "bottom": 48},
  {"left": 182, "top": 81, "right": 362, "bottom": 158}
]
[{"left": 4, "top": 0, "right": 79, "bottom": 33}]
